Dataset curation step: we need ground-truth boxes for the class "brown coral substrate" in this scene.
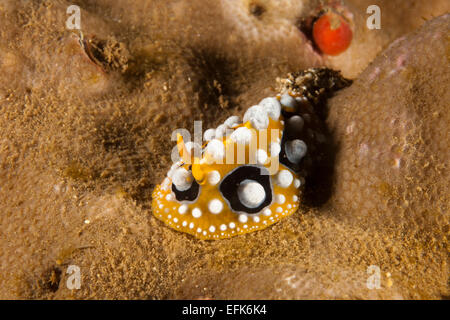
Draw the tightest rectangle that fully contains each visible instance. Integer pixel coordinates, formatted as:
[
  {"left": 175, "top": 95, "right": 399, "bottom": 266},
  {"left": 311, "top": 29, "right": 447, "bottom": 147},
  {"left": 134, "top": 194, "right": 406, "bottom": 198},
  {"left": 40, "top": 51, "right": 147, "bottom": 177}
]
[{"left": 0, "top": 0, "right": 448, "bottom": 299}]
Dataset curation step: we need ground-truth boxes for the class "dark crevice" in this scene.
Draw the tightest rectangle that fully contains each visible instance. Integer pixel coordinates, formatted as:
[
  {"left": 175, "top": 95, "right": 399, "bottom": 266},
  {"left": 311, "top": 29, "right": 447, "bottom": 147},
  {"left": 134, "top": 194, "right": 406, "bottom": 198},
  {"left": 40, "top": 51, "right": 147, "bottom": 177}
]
[
  {"left": 302, "top": 127, "right": 340, "bottom": 207},
  {"left": 249, "top": 2, "right": 266, "bottom": 18},
  {"left": 295, "top": 12, "right": 324, "bottom": 55}
]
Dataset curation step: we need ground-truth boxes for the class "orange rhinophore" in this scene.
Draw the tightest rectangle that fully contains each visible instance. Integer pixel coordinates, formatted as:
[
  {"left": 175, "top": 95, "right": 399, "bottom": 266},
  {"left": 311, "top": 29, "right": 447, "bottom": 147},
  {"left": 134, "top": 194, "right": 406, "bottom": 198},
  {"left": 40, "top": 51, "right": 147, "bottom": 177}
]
[{"left": 312, "top": 12, "right": 352, "bottom": 56}]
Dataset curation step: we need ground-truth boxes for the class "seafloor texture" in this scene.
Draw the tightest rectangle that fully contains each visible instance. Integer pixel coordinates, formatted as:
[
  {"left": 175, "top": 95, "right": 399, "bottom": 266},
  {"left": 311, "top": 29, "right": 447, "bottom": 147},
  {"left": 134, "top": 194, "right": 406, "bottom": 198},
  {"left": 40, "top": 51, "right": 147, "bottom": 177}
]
[{"left": 0, "top": 0, "right": 448, "bottom": 299}]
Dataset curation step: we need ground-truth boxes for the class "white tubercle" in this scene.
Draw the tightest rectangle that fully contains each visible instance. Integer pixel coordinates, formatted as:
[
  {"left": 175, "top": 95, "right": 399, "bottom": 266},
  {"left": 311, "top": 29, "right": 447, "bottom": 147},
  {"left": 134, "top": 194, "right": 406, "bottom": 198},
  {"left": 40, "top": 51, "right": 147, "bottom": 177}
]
[
  {"left": 215, "top": 124, "right": 228, "bottom": 138},
  {"left": 178, "top": 204, "right": 188, "bottom": 214},
  {"left": 287, "top": 115, "right": 304, "bottom": 133},
  {"left": 207, "top": 170, "right": 221, "bottom": 185},
  {"left": 192, "top": 208, "right": 202, "bottom": 218},
  {"left": 276, "top": 170, "right": 293, "bottom": 188},
  {"left": 172, "top": 167, "right": 193, "bottom": 191},
  {"left": 276, "top": 194, "right": 286, "bottom": 204},
  {"left": 230, "top": 126, "right": 252, "bottom": 145},
  {"left": 208, "top": 199, "right": 223, "bottom": 214},
  {"left": 184, "top": 141, "right": 201, "bottom": 157},
  {"left": 238, "top": 214, "right": 248, "bottom": 223},
  {"left": 259, "top": 97, "right": 281, "bottom": 120},
  {"left": 204, "top": 128, "right": 215, "bottom": 141},
  {"left": 256, "top": 149, "right": 268, "bottom": 165},
  {"left": 285, "top": 139, "right": 307, "bottom": 163},
  {"left": 280, "top": 93, "right": 298, "bottom": 110},
  {"left": 206, "top": 139, "right": 225, "bottom": 161},
  {"left": 224, "top": 115, "right": 241, "bottom": 128},
  {"left": 165, "top": 193, "right": 174, "bottom": 201},
  {"left": 270, "top": 142, "right": 281, "bottom": 157},
  {"left": 237, "top": 180, "right": 266, "bottom": 208},
  {"left": 167, "top": 161, "right": 182, "bottom": 179},
  {"left": 243, "top": 105, "right": 269, "bottom": 130}
]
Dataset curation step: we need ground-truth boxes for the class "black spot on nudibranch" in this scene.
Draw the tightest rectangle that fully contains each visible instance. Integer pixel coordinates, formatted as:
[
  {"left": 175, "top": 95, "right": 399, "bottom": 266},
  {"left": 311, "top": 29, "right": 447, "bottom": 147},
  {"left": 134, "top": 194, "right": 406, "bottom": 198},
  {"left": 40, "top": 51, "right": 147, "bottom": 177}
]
[
  {"left": 219, "top": 166, "right": 272, "bottom": 214},
  {"left": 172, "top": 178, "right": 200, "bottom": 202}
]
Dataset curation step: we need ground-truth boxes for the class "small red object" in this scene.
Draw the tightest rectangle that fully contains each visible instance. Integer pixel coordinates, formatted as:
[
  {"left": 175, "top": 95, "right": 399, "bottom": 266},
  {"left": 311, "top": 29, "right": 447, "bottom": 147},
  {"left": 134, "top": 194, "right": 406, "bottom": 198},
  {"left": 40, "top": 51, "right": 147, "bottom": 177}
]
[{"left": 312, "top": 12, "right": 352, "bottom": 56}]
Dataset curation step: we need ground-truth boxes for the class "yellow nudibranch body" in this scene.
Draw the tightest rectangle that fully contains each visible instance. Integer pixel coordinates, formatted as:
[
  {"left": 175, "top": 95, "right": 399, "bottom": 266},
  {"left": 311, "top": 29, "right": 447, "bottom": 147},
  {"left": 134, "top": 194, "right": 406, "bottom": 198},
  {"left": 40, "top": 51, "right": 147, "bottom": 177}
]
[
  {"left": 152, "top": 68, "right": 351, "bottom": 240},
  {"left": 152, "top": 91, "right": 325, "bottom": 240}
]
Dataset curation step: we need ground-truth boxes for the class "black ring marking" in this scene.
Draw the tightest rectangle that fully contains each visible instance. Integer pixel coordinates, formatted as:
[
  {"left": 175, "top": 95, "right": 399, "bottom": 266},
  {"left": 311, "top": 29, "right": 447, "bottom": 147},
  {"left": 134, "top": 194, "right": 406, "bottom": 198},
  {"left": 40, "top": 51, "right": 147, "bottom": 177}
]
[
  {"left": 219, "top": 165, "right": 272, "bottom": 214},
  {"left": 172, "top": 178, "right": 200, "bottom": 202}
]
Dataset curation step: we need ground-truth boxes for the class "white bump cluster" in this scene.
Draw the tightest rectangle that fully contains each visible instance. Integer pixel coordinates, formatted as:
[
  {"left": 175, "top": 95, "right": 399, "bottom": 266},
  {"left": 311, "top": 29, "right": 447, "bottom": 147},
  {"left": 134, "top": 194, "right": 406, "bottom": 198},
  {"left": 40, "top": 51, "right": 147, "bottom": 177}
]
[
  {"left": 237, "top": 180, "right": 266, "bottom": 208},
  {"left": 285, "top": 139, "right": 307, "bottom": 163},
  {"left": 206, "top": 139, "right": 225, "bottom": 161},
  {"left": 294, "top": 179, "right": 301, "bottom": 188},
  {"left": 167, "top": 161, "right": 182, "bottom": 179},
  {"left": 276, "top": 170, "right": 293, "bottom": 188},
  {"left": 259, "top": 97, "right": 281, "bottom": 120},
  {"left": 185, "top": 141, "right": 201, "bottom": 156},
  {"left": 243, "top": 105, "right": 269, "bottom": 130},
  {"left": 204, "top": 128, "right": 215, "bottom": 141},
  {"left": 224, "top": 115, "right": 241, "bottom": 128},
  {"left": 230, "top": 126, "right": 252, "bottom": 145},
  {"left": 280, "top": 93, "right": 298, "bottom": 110},
  {"left": 172, "top": 167, "right": 193, "bottom": 191},
  {"left": 215, "top": 124, "right": 228, "bottom": 138}
]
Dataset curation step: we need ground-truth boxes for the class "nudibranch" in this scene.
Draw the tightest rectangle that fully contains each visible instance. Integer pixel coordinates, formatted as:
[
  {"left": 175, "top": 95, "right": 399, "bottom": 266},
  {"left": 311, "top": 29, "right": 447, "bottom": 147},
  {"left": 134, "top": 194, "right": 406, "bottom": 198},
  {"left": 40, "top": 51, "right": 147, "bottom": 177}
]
[{"left": 152, "top": 68, "right": 351, "bottom": 239}]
